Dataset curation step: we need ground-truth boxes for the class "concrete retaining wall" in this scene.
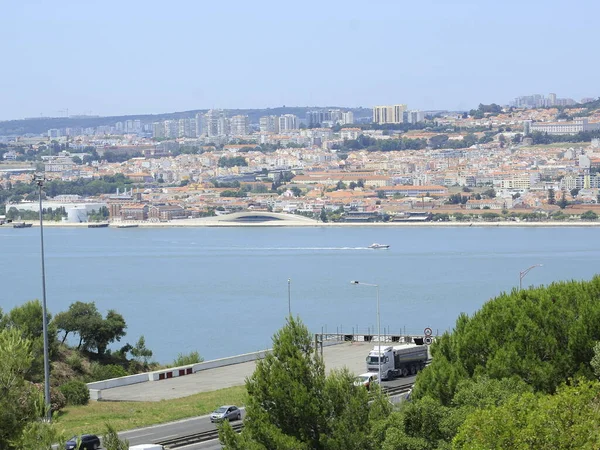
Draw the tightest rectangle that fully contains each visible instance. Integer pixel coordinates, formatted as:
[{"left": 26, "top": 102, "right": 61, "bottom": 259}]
[
  {"left": 87, "top": 373, "right": 149, "bottom": 391},
  {"left": 148, "top": 349, "right": 270, "bottom": 381},
  {"left": 87, "top": 348, "right": 271, "bottom": 400}
]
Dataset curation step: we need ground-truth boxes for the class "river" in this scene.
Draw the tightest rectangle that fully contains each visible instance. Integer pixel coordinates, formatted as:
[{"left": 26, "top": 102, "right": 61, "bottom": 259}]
[{"left": 1, "top": 225, "right": 598, "bottom": 363}]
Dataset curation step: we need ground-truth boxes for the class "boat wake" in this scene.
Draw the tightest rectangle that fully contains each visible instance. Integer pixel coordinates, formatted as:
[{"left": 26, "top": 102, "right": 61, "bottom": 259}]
[{"left": 231, "top": 246, "right": 372, "bottom": 251}]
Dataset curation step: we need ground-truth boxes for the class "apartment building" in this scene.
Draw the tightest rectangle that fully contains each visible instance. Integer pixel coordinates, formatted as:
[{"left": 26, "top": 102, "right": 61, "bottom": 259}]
[
  {"left": 278, "top": 114, "right": 298, "bottom": 132},
  {"left": 259, "top": 115, "right": 279, "bottom": 133},
  {"left": 372, "top": 104, "right": 407, "bottom": 124},
  {"left": 230, "top": 115, "right": 249, "bottom": 136}
]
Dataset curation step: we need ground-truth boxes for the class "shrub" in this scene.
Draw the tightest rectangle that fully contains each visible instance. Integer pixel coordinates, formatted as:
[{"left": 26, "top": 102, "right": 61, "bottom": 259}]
[
  {"left": 88, "top": 363, "right": 127, "bottom": 382},
  {"left": 59, "top": 380, "right": 90, "bottom": 406},
  {"left": 66, "top": 352, "right": 84, "bottom": 373},
  {"left": 173, "top": 351, "right": 203, "bottom": 367}
]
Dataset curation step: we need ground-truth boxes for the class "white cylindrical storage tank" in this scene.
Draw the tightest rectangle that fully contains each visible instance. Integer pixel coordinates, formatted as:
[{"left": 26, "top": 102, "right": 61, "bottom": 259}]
[{"left": 66, "top": 206, "right": 88, "bottom": 223}]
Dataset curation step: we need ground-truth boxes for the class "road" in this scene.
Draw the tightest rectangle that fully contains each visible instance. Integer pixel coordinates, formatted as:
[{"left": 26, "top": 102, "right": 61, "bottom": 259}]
[{"left": 117, "top": 375, "right": 416, "bottom": 449}]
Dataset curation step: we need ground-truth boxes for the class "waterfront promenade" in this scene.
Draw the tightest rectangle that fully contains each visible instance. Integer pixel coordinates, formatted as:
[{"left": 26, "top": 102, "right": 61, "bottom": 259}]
[{"left": 100, "top": 342, "right": 374, "bottom": 402}]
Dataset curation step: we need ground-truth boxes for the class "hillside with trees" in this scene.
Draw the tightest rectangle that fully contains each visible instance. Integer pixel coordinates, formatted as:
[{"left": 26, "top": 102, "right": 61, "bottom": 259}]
[{"left": 222, "top": 278, "right": 600, "bottom": 449}]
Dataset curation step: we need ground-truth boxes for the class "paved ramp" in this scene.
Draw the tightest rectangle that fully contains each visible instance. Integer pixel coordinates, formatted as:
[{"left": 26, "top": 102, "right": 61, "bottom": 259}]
[{"left": 101, "top": 342, "right": 373, "bottom": 402}]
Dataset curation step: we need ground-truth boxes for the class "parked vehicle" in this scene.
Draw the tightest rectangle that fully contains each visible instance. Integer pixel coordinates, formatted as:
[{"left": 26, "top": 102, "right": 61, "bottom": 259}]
[
  {"left": 210, "top": 405, "right": 242, "bottom": 423},
  {"left": 65, "top": 434, "right": 100, "bottom": 450},
  {"left": 353, "top": 372, "right": 379, "bottom": 390},
  {"left": 366, "top": 343, "right": 428, "bottom": 380}
]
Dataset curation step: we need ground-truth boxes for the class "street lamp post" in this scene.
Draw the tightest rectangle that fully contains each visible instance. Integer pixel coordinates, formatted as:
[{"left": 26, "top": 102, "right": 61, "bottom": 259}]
[
  {"left": 519, "top": 264, "right": 543, "bottom": 291},
  {"left": 351, "top": 281, "right": 381, "bottom": 386},
  {"left": 35, "top": 174, "right": 51, "bottom": 421},
  {"left": 287, "top": 278, "right": 291, "bottom": 316}
]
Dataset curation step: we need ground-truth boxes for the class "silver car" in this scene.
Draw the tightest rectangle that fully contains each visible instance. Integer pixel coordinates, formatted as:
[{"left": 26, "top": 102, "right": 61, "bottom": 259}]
[{"left": 210, "top": 405, "right": 242, "bottom": 423}]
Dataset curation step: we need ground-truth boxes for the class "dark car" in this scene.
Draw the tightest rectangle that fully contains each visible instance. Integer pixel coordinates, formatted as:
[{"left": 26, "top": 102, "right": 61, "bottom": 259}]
[
  {"left": 65, "top": 434, "right": 101, "bottom": 450},
  {"left": 210, "top": 405, "right": 242, "bottom": 423}
]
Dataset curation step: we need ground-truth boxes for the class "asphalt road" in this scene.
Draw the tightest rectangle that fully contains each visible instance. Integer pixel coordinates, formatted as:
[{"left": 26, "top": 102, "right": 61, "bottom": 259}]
[{"left": 117, "top": 375, "right": 416, "bottom": 450}]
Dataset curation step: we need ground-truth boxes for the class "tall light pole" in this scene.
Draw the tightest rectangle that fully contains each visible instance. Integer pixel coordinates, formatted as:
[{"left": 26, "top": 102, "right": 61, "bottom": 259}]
[
  {"left": 287, "top": 278, "right": 291, "bottom": 316},
  {"left": 35, "top": 174, "right": 51, "bottom": 421},
  {"left": 519, "top": 264, "right": 543, "bottom": 291},
  {"left": 351, "top": 281, "right": 381, "bottom": 385}
]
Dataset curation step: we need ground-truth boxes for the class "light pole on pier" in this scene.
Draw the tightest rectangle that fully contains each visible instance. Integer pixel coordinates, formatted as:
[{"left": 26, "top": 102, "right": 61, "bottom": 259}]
[
  {"left": 351, "top": 281, "right": 381, "bottom": 385},
  {"left": 35, "top": 173, "right": 51, "bottom": 421},
  {"left": 519, "top": 264, "right": 543, "bottom": 291},
  {"left": 287, "top": 278, "right": 291, "bottom": 316}
]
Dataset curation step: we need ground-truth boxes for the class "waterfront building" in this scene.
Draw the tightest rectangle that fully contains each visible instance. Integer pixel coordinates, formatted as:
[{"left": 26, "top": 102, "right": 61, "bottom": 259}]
[{"left": 530, "top": 118, "right": 600, "bottom": 135}]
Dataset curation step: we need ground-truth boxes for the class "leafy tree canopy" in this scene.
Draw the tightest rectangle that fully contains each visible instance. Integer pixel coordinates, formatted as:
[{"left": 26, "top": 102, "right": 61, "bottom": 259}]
[{"left": 220, "top": 316, "right": 390, "bottom": 450}]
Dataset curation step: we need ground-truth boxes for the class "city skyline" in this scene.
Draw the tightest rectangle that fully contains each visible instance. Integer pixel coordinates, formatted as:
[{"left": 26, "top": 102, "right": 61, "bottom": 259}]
[{"left": 2, "top": 0, "right": 599, "bottom": 121}]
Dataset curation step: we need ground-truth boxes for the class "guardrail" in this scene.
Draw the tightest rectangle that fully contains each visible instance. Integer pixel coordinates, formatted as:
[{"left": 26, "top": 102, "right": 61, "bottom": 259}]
[
  {"left": 158, "top": 422, "right": 244, "bottom": 449},
  {"left": 153, "top": 382, "right": 416, "bottom": 448}
]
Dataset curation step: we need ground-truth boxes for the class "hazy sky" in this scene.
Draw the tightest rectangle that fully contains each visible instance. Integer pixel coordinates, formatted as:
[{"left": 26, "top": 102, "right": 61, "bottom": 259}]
[{"left": 1, "top": 0, "right": 598, "bottom": 121}]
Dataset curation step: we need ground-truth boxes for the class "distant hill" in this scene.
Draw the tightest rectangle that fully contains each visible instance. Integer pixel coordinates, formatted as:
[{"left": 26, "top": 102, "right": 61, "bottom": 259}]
[{"left": 0, "top": 106, "right": 372, "bottom": 136}]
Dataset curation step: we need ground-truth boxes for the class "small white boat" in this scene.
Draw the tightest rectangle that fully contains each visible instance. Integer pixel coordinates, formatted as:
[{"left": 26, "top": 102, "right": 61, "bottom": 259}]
[{"left": 368, "top": 243, "right": 390, "bottom": 249}]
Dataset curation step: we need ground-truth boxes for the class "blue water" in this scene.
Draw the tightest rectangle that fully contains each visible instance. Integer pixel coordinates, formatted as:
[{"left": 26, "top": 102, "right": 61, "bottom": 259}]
[{"left": 1, "top": 226, "right": 598, "bottom": 363}]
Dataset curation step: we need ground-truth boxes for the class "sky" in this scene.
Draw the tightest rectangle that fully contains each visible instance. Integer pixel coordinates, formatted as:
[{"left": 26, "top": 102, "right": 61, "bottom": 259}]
[{"left": 1, "top": 0, "right": 599, "bottom": 121}]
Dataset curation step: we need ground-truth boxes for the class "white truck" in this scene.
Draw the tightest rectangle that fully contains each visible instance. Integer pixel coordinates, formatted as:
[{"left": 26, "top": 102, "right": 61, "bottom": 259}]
[{"left": 366, "top": 343, "right": 428, "bottom": 380}]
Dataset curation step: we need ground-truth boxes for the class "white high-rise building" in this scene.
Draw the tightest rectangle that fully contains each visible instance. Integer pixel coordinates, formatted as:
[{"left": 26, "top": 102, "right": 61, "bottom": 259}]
[
  {"left": 405, "top": 110, "right": 425, "bottom": 124},
  {"left": 373, "top": 104, "right": 407, "bottom": 124},
  {"left": 341, "top": 111, "right": 354, "bottom": 125},
  {"left": 230, "top": 115, "right": 249, "bottom": 136},
  {"left": 260, "top": 115, "right": 279, "bottom": 133},
  {"left": 278, "top": 114, "right": 298, "bottom": 132},
  {"left": 164, "top": 120, "right": 179, "bottom": 138},
  {"left": 178, "top": 118, "right": 196, "bottom": 138},
  {"left": 205, "top": 109, "right": 224, "bottom": 137},
  {"left": 195, "top": 113, "right": 206, "bottom": 137},
  {"left": 152, "top": 122, "right": 165, "bottom": 138}
]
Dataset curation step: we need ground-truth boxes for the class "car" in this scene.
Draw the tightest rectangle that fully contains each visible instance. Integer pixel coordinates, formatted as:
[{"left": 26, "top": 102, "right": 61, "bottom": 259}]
[
  {"left": 65, "top": 434, "right": 101, "bottom": 450},
  {"left": 353, "top": 372, "right": 379, "bottom": 390},
  {"left": 210, "top": 405, "right": 242, "bottom": 423}
]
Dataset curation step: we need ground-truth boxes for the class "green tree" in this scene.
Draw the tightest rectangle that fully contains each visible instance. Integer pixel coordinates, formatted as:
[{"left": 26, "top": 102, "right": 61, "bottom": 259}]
[
  {"left": 102, "top": 423, "right": 129, "bottom": 450},
  {"left": 0, "top": 328, "right": 42, "bottom": 449},
  {"left": 3, "top": 300, "right": 58, "bottom": 381},
  {"left": 320, "top": 208, "right": 328, "bottom": 223},
  {"left": 84, "top": 310, "right": 127, "bottom": 356},
  {"left": 548, "top": 188, "right": 556, "bottom": 205},
  {"left": 453, "top": 380, "right": 600, "bottom": 449},
  {"left": 291, "top": 186, "right": 302, "bottom": 197},
  {"left": 335, "top": 180, "right": 347, "bottom": 190},
  {"left": 220, "top": 317, "right": 389, "bottom": 450},
  {"left": 498, "top": 134, "right": 506, "bottom": 148},
  {"left": 53, "top": 301, "right": 102, "bottom": 346},
  {"left": 557, "top": 191, "right": 569, "bottom": 209},
  {"left": 580, "top": 210, "right": 598, "bottom": 221},
  {"left": 11, "top": 420, "right": 66, "bottom": 450},
  {"left": 591, "top": 342, "right": 600, "bottom": 378},
  {"left": 130, "top": 335, "right": 153, "bottom": 365}
]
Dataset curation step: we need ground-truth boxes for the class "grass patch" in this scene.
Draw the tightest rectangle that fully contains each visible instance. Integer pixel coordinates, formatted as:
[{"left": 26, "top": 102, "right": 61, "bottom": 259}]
[{"left": 53, "top": 385, "right": 247, "bottom": 436}]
